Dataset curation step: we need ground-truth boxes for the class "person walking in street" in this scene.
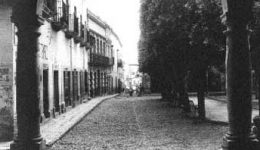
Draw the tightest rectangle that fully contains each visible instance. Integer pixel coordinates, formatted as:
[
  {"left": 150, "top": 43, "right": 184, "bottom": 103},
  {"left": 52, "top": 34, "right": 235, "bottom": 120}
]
[{"left": 129, "top": 87, "right": 134, "bottom": 96}]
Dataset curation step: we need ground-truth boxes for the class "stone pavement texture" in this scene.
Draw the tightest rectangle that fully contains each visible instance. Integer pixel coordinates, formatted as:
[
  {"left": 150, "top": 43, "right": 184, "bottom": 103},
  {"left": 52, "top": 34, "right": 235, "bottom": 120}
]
[
  {"left": 189, "top": 97, "right": 259, "bottom": 123},
  {"left": 0, "top": 94, "right": 118, "bottom": 150},
  {"left": 48, "top": 95, "right": 227, "bottom": 150}
]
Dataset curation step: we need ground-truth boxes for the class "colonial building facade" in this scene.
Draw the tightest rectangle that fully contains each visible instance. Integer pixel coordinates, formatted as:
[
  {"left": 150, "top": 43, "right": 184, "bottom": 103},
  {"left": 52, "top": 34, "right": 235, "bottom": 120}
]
[{"left": 0, "top": 0, "right": 123, "bottom": 141}]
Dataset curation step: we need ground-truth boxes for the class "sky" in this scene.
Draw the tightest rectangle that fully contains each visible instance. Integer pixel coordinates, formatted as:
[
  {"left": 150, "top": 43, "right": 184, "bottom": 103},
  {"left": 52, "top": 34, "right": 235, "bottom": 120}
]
[{"left": 87, "top": 0, "right": 140, "bottom": 65}]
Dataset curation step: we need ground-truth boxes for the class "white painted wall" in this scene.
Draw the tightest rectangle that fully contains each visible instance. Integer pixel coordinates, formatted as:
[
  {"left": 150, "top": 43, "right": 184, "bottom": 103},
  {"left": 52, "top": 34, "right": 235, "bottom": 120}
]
[
  {"left": 88, "top": 20, "right": 106, "bottom": 37},
  {"left": 0, "top": 0, "right": 121, "bottom": 139},
  {"left": 109, "top": 32, "right": 123, "bottom": 88}
]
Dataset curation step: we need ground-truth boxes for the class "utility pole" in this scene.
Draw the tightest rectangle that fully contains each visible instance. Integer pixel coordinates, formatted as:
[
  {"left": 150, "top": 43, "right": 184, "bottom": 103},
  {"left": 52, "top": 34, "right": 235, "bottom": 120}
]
[
  {"left": 10, "top": 0, "right": 45, "bottom": 150},
  {"left": 220, "top": 0, "right": 259, "bottom": 149}
]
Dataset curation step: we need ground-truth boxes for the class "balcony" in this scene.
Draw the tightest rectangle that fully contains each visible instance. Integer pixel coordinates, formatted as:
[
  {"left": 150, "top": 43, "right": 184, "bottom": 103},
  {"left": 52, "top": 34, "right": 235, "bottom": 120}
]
[
  {"left": 51, "top": 1, "right": 69, "bottom": 31},
  {"left": 85, "top": 33, "right": 95, "bottom": 50},
  {"left": 74, "top": 24, "right": 86, "bottom": 46},
  {"left": 80, "top": 40, "right": 88, "bottom": 47},
  {"left": 117, "top": 59, "right": 123, "bottom": 68},
  {"left": 74, "top": 36, "right": 82, "bottom": 43},
  {"left": 84, "top": 42, "right": 91, "bottom": 50},
  {"left": 89, "top": 34, "right": 96, "bottom": 47},
  {"left": 80, "top": 25, "right": 86, "bottom": 46},
  {"left": 65, "top": 30, "right": 74, "bottom": 39},
  {"left": 89, "top": 53, "right": 110, "bottom": 67},
  {"left": 41, "top": 0, "right": 55, "bottom": 19},
  {"left": 65, "top": 8, "right": 78, "bottom": 39},
  {"left": 109, "top": 57, "right": 114, "bottom": 66},
  {"left": 73, "top": 16, "right": 80, "bottom": 43},
  {"left": 64, "top": 14, "right": 74, "bottom": 39}
]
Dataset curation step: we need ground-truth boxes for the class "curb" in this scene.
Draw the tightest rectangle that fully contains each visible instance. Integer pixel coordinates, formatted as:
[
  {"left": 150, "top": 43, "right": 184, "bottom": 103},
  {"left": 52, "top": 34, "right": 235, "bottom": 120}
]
[
  {"left": 207, "top": 96, "right": 259, "bottom": 110},
  {"left": 0, "top": 94, "right": 118, "bottom": 150},
  {"left": 46, "top": 94, "right": 118, "bottom": 147},
  {"left": 203, "top": 118, "right": 229, "bottom": 126}
]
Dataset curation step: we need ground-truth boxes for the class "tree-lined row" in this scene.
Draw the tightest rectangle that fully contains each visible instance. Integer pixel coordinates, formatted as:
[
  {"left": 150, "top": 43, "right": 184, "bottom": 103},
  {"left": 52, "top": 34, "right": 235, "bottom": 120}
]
[{"left": 138, "top": 0, "right": 225, "bottom": 119}]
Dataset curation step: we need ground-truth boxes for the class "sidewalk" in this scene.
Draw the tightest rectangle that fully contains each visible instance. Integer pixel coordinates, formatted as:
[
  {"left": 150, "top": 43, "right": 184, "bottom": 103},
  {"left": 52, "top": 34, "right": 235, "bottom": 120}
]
[
  {"left": 189, "top": 97, "right": 259, "bottom": 123},
  {"left": 0, "top": 94, "right": 118, "bottom": 150},
  {"left": 208, "top": 95, "right": 259, "bottom": 110}
]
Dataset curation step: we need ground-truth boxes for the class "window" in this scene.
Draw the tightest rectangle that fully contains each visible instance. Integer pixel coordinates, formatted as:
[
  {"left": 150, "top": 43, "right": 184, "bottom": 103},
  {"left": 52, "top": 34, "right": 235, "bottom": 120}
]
[
  {"left": 93, "top": 35, "right": 97, "bottom": 53},
  {"left": 100, "top": 40, "right": 102, "bottom": 55},
  {"left": 97, "top": 39, "right": 99, "bottom": 54},
  {"left": 103, "top": 42, "right": 106, "bottom": 56},
  {"left": 80, "top": 16, "right": 85, "bottom": 39},
  {"left": 111, "top": 46, "right": 114, "bottom": 57},
  {"left": 74, "top": 7, "right": 79, "bottom": 34},
  {"left": 42, "top": 0, "right": 56, "bottom": 18},
  {"left": 59, "top": 0, "right": 69, "bottom": 25},
  {"left": 55, "top": 0, "right": 62, "bottom": 22}
]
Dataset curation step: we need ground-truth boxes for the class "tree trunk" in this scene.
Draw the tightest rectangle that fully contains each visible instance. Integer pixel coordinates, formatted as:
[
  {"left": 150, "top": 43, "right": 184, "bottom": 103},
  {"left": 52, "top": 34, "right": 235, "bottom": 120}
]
[
  {"left": 178, "top": 78, "right": 190, "bottom": 112},
  {"left": 197, "top": 70, "right": 206, "bottom": 120},
  {"left": 161, "top": 80, "right": 172, "bottom": 101}
]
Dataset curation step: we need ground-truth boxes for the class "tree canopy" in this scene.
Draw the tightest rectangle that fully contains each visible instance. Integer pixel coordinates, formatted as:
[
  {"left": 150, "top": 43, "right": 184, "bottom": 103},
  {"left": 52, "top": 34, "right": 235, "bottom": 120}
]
[{"left": 138, "top": 0, "right": 225, "bottom": 114}]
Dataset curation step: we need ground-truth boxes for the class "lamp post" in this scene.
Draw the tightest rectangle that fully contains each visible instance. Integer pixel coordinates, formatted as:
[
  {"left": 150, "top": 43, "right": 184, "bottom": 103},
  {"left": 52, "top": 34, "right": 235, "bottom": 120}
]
[
  {"left": 220, "top": 0, "right": 259, "bottom": 149},
  {"left": 10, "top": 0, "right": 45, "bottom": 150}
]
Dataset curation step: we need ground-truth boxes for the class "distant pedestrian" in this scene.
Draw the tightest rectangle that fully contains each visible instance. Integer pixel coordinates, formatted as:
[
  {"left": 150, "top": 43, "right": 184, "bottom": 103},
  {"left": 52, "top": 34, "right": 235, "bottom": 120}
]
[
  {"left": 140, "top": 85, "right": 144, "bottom": 96},
  {"left": 121, "top": 87, "right": 125, "bottom": 95},
  {"left": 129, "top": 87, "right": 133, "bottom": 96}
]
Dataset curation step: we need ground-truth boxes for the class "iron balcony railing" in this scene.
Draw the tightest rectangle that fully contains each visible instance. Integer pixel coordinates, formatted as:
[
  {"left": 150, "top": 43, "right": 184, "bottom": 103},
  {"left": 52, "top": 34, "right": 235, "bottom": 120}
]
[
  {"left": 89, "top": 53, "right": 110, "bottom": 67},
  {"left": 117, "top": 59, "right": 123, "bottom": 68},
  {"left": 109, "top": 57, "right": 114, "bottom": 66}
]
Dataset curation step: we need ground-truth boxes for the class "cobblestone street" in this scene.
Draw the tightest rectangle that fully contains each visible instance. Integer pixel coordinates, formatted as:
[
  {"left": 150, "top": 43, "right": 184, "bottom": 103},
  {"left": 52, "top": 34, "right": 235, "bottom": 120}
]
[{"left": 48, "top": 95, "right": 228, "bottom": 150}]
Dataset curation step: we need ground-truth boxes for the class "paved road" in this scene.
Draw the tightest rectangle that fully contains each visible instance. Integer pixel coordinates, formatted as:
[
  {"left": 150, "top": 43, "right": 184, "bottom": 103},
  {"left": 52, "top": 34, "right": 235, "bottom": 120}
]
[{"left": 48, "top": 95, "right": 227, "bottom": 150}]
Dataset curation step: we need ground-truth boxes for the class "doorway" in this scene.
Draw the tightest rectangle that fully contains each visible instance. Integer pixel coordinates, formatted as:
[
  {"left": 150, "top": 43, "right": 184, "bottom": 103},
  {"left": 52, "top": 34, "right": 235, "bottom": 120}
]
[
  {"left": 43, "top": 69, "right": 50, "bottom": 118},
  {"left": 85, "top": 71, "right": 88, "bottom": 96},
  {"left": 73, "top": 70, "right": 78, "bottom": 101},
  {"left": 64, "top": 71, "right": 71, "bottom": 106},
  {"left": 54, "top": 71, "right": 60, "bottom": 112}
]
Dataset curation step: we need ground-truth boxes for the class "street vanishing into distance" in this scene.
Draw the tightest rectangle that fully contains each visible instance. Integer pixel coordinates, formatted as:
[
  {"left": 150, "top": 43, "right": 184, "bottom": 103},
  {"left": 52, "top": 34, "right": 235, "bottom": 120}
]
[
  {"left": 48, "top": 95, "right": 228, "bottom": 150},
  {"left": 2, "top": 0, "right": 260, "bottom": 150}
]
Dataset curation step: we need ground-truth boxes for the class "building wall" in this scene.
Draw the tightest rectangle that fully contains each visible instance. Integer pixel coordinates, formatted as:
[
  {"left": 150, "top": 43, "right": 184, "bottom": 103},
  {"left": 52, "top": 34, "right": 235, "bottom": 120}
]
[
  {"left": 0, "top": 5, "right": 14, "bottom": 141},
  {"left": 0, "top": 4, "right": 89, "bottom": 140},
  {"left": 88, "top": 20, "right": 106, "bottom": 37},
  {"left": 36, "top": 20, "right": 89, "bottom": 117},
  {"left": 109, "top": 32, "right": 122, "bottom": 91},
  {"left": 0, "top": 0, "right": 122, "bottom": 141}
]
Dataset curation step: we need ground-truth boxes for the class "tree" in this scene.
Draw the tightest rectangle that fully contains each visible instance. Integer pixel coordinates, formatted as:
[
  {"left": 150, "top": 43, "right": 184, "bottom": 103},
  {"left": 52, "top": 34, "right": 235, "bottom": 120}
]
[
  {"left": 138, "top": 0, "right": 225, "bottom": 116},
  {"left": 139, "top": 0, "right": 192, "bottom": 112},
  {"left": 186, "top": 0, "right": 225, "bottom": 119}
]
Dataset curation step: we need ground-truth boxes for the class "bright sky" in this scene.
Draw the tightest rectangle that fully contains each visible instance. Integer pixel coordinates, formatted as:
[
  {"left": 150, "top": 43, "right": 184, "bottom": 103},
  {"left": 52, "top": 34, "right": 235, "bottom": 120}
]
[{"left": 87, "top": 0, "right": 140, "bottom": 65}]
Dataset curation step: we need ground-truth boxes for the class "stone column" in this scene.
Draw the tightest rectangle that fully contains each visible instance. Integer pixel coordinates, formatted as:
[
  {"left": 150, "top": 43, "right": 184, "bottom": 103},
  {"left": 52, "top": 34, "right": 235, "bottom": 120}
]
[
  {"left": 10, "top": 1, "right": 45, "bottom": 150},
  {"left": 221, "top": 0, "right": 259, "bottom": 149}
]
